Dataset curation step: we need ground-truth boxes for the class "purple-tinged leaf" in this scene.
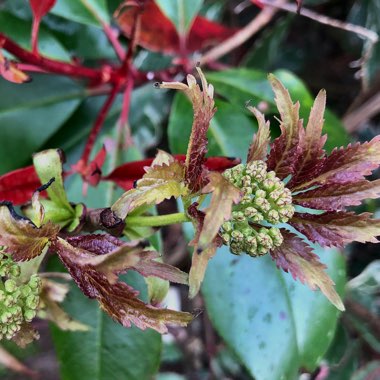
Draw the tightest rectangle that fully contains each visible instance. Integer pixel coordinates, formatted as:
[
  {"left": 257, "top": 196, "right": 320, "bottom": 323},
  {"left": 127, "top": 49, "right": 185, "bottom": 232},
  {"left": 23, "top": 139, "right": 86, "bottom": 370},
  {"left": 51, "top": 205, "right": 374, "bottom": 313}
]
[
  {"left": 66, "top": 234, "right": 188, "bottom": 285},
  {"left": 54, "top": 238, "right": 193, "bottom": 333},
  {"left": 246, "top": 106, "right": 270, "bottom": 162},
  {"left": 287, "top": 89, "right": 327, "bottom": 189},
  {"left": 293, "top": 179, "right": 380, "bottom": 211},
  {"left": 271, "top": 231, "right": 344, "bottom": 310},
  {"left": 292, "top": 136, "right": 380, "bottom": 191},
  {"left": 266, "top": 74, "right": 304, "bottom": 180},
  {"left": 290, "top": 211, "right": 380, "bottom": 247},
  {"left": 160, "top": 67, "right": 216, "bottom": 191},
  {"left": 0, "top": 202, "right": 59, "bottom": 261}
]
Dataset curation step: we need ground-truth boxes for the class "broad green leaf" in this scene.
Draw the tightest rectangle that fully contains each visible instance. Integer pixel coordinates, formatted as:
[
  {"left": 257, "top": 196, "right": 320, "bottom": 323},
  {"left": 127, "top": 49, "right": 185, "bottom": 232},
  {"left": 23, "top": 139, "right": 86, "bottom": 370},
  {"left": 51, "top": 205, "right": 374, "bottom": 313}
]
[
  {"left": 0, "top": 11, "right": 70, "bottom": 61},
  {"left": 33, "top": 150, "right": 73, "bottom": 211},
  {"left": 0, "top": 74, "right": 85, "bottom": 174},
  {"left": 51, "top": 0, "right": 109, "bottom": 26},
  {"left": 205, "top": 69, "right": 349, "bottom": 152},
  {"left": 156, "top": 0, "right": 203, "bottom": 35},
  {"left": 168, "top": 94, "right": 255, "bottom": 158},
  {"left": 202, "top": 245, "right": 345, "bottom": 379}
]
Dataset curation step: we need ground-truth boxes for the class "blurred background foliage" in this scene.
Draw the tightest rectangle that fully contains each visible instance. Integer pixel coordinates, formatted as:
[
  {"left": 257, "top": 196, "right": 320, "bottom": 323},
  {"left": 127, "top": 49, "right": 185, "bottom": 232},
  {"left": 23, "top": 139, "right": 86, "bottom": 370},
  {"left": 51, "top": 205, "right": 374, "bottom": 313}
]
[{"left": 0, "top": 0, "right": 379, "bottom": 379}]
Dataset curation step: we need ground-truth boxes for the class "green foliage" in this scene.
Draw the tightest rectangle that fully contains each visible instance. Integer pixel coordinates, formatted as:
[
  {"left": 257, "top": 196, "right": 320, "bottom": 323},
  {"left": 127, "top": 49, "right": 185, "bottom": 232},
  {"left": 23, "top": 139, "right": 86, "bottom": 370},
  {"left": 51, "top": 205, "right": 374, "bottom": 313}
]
[{"left": 202, "top": 246, "right": 346, "bottom": 378}]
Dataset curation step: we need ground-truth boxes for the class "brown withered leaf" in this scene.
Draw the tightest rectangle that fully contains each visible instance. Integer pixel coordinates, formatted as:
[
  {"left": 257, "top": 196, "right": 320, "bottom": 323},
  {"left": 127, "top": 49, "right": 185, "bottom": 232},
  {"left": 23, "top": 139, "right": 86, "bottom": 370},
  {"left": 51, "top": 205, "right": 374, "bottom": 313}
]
[
  {"left": 112, "top": 160, "right": 187, "bottom": 219},
  {"left": 198, "top": 172, "right": 241, "bottom": 250},
  {"left": 293, "top": 179, "right": 380, "bottom": 211},
  {"left": 266, "top": 74, "right": 304, "bottom": 180},
  {"left": 189, "top": 242, "right": 218, "bottom": 299},
  {"left": 160, "top": 67, "right": 216, "bottom": 191},
  {"left": 39, "top": 282, "right": 89, "bottom": 332},
  {"left": 292, "top": 136, "right": 380, "bottom": 191},
  {"left": 290, "top": 211, "right": 380, "bottom": 247},
  {"left": 287, "top": 89, "right": 327, "bottom": 189},
  {"left": 66, "top": 235, "right": 188, "bottom": 285},
  {"left": 246, "top": 106, "right": 271, "bottom": 162},
  {"left": 271, "top": 231, "right": 344, "bottom": 311},
  {"left": 187, "top": 203, "right": 221, "bottom": 298},
  {"left": 11, "top": 324, "right": 39, "bottom": 348},
  {"left": 0, "top": 202, "right": 59, "bottom": 261},
  {"left": 54, "top": 238, "right": 192, "bottom": 333}
]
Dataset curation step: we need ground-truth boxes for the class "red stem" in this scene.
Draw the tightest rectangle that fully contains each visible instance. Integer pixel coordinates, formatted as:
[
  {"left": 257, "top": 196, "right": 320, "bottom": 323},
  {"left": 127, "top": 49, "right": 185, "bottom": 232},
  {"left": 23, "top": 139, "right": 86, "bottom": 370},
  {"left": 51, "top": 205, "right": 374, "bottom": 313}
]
[
  {"left": 0, "top": 33, "right": 105, "bottom": 83},
  {"left": 101, "top": 22, "right": 126, "bottom": 62},
  {"left": 31, "top": 18, "right": 40, "bottom": 55},
  {"left": 81, "top": 83, "right": 121, "bottom": 164}
]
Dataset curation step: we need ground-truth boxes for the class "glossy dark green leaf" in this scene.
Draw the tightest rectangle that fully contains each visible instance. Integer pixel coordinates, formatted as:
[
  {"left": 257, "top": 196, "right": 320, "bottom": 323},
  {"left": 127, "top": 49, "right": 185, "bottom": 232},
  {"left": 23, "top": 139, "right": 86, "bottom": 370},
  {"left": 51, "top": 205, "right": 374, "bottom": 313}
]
[
  {"left": 205, "top": 69, "right": 350, "bottom": 152},
  {"left": 202, "top": 245, "right": 346, "bottom": 379},
  {"left": 0, "top": 74, "right": 85, "bottom": 174},
  {"left": 168, "top": 93, "right": 255, "bottom": 157},
  {"left": 51, "top": 0, "right": 109, "bottom": 26},
  {"left": 0, "top": 11, "right": 70, "bottom": 60}
]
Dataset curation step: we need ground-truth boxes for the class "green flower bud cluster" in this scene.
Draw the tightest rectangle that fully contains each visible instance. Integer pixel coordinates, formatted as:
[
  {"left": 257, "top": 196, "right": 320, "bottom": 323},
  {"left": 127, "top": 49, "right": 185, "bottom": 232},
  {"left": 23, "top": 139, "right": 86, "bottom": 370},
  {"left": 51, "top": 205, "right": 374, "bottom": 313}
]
[
  {"left": 0, "top": 253, "right": 41, "bottom": 341},
  {"left": 221, "top": 161, "right": 295, "bottom": 257}
]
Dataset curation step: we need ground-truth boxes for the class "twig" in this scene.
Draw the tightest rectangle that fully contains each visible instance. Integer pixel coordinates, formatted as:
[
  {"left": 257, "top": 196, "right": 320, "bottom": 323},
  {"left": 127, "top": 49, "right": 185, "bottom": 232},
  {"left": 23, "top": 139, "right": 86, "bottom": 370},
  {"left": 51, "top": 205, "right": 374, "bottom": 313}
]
[
  {"left": 0, "top": 33, "right": 105, "bottom": 82},
  {"left": 259, "top": 0, "right": 379, "bottom": 89},
  {"left": 259, "top": 0, "right": 378, "bottom": 44},
  {"left": 80, "top": 83, "right": 122, "bottom": 165},
  {"left": 101, "top": 22, "right": 126, "bottom": 62},
  {"left": 200, "top": 0, "right": 287, "bottom": 65},
  {"left": 343, "top": 92, "right": 380, "bottom": 133}
]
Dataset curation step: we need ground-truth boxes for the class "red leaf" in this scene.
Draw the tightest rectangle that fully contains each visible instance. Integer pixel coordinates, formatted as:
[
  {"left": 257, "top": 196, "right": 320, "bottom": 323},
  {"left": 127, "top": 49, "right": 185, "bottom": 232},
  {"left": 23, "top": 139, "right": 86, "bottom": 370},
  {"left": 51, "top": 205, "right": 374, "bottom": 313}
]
[
  {"left": 0, "top": 166, "right": 41, "bottom": 205},
  {"left": 116, "top": 0, "right": 236, "bottom": 54},
  {"left": 290, "top": 211, "right": 380, "bottom": 248},
  {"left": 104, "top": 155, "right": 240, "bottom": 191},
  {"left": 71, "top": 146, "right": 107, "bottom": 187},
  {"left": 29, "top": 0, "right": 56, "bottom": 20}
]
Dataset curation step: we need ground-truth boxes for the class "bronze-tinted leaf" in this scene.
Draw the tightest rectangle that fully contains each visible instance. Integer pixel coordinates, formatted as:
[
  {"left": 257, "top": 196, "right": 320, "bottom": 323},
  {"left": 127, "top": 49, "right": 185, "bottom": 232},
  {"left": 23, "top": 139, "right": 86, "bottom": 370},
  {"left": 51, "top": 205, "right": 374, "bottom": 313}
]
[
  {"left": 187, "top": 203, "right": 221, "bottom": 298},
  {"left": 160, "top": 67, "right": 216, "bottom": 191},
  {"left": 266, "top": 74, "right": 304, "bottom": 180},
  {"left": 293, "top": 179, "right": 380, "bottom": 211},
  {"left": 0, "top": 202, "right": 59, "bottom": 261},
  {"left": 290, "top": 211, "right": 380, "bottom": 247},
  {"left": 271, "top": 231, "right": 344, "bottom": 310},
  {"left": 198, "top": 172, "right": 241, "bottom": 250},
  {"left": 246, "top": 106, "right": 271, "bottom": 162},
  {"left": 54, "top": 238, "right": 192, "bottom": 333},
  {"left": 112, "top": 159, "right": 187, "bottom": 219}
]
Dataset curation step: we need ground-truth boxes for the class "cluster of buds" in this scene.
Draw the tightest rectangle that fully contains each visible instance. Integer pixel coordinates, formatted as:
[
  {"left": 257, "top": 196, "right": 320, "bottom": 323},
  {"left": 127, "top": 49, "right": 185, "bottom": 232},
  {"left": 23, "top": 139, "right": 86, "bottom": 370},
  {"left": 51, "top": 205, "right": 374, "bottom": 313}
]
[
  {"left": 221, "top": 161, "right": 294, "bottom": 257},
  {"left": 0, "top": 251, "right": 41, "bottom": 340}
]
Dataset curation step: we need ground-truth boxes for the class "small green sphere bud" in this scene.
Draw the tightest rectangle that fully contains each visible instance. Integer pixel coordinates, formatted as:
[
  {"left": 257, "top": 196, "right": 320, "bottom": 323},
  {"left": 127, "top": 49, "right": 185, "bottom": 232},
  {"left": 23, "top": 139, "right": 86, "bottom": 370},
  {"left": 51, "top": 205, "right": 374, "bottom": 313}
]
[
  {"left": 4, "top": 279, "right": 17, "bottom": 293},
  {"left": 221, "top": 160, "right": 294, "bottom": 258}
]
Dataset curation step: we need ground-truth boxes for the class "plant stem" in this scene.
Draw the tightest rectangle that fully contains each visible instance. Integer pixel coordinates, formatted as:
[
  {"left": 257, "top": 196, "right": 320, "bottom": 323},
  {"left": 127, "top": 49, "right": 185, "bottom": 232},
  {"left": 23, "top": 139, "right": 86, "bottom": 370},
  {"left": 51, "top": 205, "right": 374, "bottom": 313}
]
[
  {"left": 126, "top": 213, "right": 190, "bottom": 227},
  {"left": 0, "top": 33, "right": 105, "bottom": 82}
]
